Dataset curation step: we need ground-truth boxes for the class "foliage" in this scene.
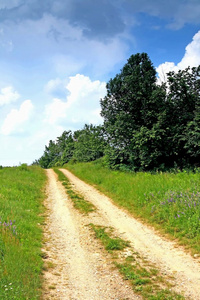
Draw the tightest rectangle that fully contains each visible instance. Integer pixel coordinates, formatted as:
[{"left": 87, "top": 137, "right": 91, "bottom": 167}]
[
  {"left": 100, "top": 55, "right": 200, "bottom": 170},
  {"left": 100, "top": 53, "right": 165, "bottom": 168},
  {"left": 161, "top": 66, "right": 200, "bottom": 168},
  {"left": 38, "top": 125, "right": 107, "bottom": 168},
  {"left": 73, "top": 124, "right": 107, "bottom": 162},
  {"left": 0, "top": 166, "right": 46, "bottom": 299},
  {"left": 66, "top": 162, "right": 200, "bottom": 253},
  {"left": 38, "top": 53, "right": 200, "bottom": 171},
  {"left": 38, "top": 130, "right": 75, "bottom": 168}
]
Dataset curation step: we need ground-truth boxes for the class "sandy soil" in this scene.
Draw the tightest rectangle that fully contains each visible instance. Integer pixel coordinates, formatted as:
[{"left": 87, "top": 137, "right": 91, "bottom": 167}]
[
  {"left": 42, "top": 169, "right": 140, "bottom": 300},
  {"left": 59, "top": 168, "right": 200, "bottom": 300}
]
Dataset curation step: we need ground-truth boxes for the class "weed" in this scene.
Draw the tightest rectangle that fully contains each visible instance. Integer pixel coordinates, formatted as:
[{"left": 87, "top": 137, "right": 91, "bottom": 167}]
[
  {"left": 48, "top": 285, "right": 56, "bottom": 290},
  {"left": 116, "top": 262, "right": 183, "bottom": 299},
  {"left": 90, "top": 223, "right": 183, "bottom": 299},
  {"left": 53, "top": 168, "right": 95, "bottom": 214},
  {"left": 90, "top": 224, "right": 130, "bottom": 251},
  {"left": 18, "top": 163, "right": 29, "bottom": 171}
]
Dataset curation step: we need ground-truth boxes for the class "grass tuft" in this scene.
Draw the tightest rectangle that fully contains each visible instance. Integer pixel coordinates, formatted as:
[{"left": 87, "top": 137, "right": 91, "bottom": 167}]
[
  {"left": 90, "top": 224, "right": 129, "bottom": 251},
  {"left": 53, "top": 168, "right": 95, "bottom": 214}
]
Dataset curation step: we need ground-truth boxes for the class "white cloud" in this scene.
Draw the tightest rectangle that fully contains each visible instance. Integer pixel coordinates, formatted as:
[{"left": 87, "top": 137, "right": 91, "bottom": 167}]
[
  {"left": 157, "top": 30, "right": 200, "bottom": 83},
  {"left": 167, "top": 2, "right": 200, "bottom": 30},
  {"left": 177, "top": 31, "right": 200, "bottom": 69},
  {"left": 1, "top": 100, "right": 34, "bottom": 135},
  {"left": 44, "top": 78, "right": 64, "bottom": 94},
  {"left": 0, "top": 86, "right": 20, "bottom": 106},
  {"left": 44, "top": 98, "right": 67, "bottom": 125},
  {"left": 44, "top": 74, "right": 106, "bottom": 127},
  {"left": 156, "top": 62, "right": 178, "bottom": 84},
  {"left": 44, "top": 77, "right": 69, "bottom": 98}
]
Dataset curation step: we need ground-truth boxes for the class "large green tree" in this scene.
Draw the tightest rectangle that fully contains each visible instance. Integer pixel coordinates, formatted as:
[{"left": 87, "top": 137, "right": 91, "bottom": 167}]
[
  {"left": 100, "top": 53, "right": 165, "bottom": 169},
  {"left": 100, "top": 54, "right": 200, "bottom": 170},
  {"left": 163, "top": 66, "right": 200, "bottom": 167}
]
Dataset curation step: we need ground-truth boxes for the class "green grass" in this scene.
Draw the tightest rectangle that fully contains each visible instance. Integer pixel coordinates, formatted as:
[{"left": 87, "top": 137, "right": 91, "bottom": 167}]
[
  {"left": 116, "top": 262, "right": 183, "bottom": 299},
  {"left": 90, "top": 224, "right": 183, "bottom": 299},
  {"left": 90, "top": 224, "right": 130, "bottom": 251},
  {"left": 53, "top": 168, "right": 95, "bottom": 214},
  {"left": 0, "top": 165, "right": 46, "bottom": 299},
  {"left": 65, "top": 161, "right": 200, "bottom": 253}
]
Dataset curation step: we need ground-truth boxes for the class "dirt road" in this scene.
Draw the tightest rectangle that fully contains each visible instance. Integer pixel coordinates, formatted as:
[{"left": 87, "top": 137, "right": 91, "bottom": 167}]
[
  {"left": 42, "top": 169, "right": 140, "bottom": 300},
  {"left": 42, "top": 168, "right": 200, "bottom": 300}
]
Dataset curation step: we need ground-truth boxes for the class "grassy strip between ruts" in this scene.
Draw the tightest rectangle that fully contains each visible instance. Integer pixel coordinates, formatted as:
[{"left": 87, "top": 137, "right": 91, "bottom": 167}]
[
  {"left": 65, "top": 161, "right": 200, "bottom": 254},
  {"left": 53, "top": 168, "right": 95, "bottom": 214},
  {"left": 0, "top": 165, "right": 46, "bottom": 300},
  {"left": 90, "top": 223, "right": 184, "bottom": 299}
]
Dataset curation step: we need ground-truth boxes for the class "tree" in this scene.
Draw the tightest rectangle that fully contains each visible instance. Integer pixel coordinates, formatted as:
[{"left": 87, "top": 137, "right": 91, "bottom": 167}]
[
  {"left": 38, "top": 131, "right": 75, "bottom": 168},
  {"left": 164, "top": 66, "right": 200, "bottom": 167},
  {"left": 56, "top": 130, "right": 75, "bottom": 165},
  {"left": 39, "top": 140, "right": 58, "bottom": 168},
  {"left": 100, "top": 53, "right": 165, "bottom": 169},
  {"left": 73, "top": 124, "right": 107, "bottom": 162}
]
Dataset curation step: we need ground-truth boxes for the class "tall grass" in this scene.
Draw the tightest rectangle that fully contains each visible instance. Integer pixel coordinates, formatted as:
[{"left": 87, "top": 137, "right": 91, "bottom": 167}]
[
  {"left": 65, "top": 161, "right": 200, "bottom": 253},
  {"left": 0, "top": 166, "right": 46, "bottom": 299}
]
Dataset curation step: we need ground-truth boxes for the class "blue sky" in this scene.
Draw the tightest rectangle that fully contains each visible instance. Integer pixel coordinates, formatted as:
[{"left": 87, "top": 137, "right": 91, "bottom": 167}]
[{"left": 0, "top": 0, "right": 200, "bottom": 166}]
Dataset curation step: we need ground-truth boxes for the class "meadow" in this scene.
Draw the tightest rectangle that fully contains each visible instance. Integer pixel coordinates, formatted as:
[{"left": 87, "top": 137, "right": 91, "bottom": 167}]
[
  {"left": 0, "top": 165, "right": 46, "bottom": 299},
  {"left": 66, "top": 161, "right": 200, "bottom": 254}
]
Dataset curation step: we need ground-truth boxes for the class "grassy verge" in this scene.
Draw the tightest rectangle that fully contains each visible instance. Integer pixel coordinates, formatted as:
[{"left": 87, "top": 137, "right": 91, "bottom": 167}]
[
  {"left": 90, "top": 224, "right": 184, "bottom": 299},
  {"left": 53, "top": 168, "right": 95, "bottom": 214},
  {"left": 65, "top": 161, "right": 200, "bottom": 254},
  {"left": 0, "top": 165, "right": 46, "bottom": 300},
  {"left": 90, "top": 224, "right": 130, "bottom": 251}
]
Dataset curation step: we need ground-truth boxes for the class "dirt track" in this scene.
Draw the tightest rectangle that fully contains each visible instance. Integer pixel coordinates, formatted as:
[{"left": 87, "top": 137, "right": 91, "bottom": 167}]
[
  {"left": 42, "top": 169, "right": 140, "bottom": 300},
  {"left": 42, "top": 168, "right": 200, "bottom": 300}
]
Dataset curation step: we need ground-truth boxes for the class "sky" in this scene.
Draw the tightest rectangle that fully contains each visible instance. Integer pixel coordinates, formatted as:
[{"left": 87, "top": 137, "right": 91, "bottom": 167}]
[{"left": 0, "top": 0, "right": 200, "bottom": 166}]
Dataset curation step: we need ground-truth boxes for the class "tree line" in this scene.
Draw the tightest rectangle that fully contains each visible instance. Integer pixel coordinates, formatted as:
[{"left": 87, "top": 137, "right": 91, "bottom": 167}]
[{"left": 37, "top": 53, "right": 200, "bottom": 171}]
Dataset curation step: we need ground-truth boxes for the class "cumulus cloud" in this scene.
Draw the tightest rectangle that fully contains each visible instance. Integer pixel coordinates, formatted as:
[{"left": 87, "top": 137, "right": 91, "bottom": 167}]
[
  {"left": 68, "top": 0, "right": 125, "bottom": 40},
  {"left": 0, "top": 0, "right": 125, "bottom": 40},
  {"left": 124, "top": 0, "right": 200, "bottom": 29},
  {"left": 0, "top": 86, "right": 20, "bottom": 106},
  {"left": 1, "top": 100, "right": 34, "bottom": 135},
  {"left": 44, "top": 77, "right": 69, "bottom": 98},
  {"left": 0, "top": 0, "right": 23, "bottom": 10},
  {"left": 1, "top": 0, "right": 199, "bottom": 43},
  {"left": 177, "top": 31, "right": 200, "bottom": 69},
  {"left": 157, "top": 30, "right": 200, "bottom": 83},
  {"left": 44, "top": 98, "right": 67, "bottom": 125},
  {"left": 44, "top": 74, "right": 106, "bottom": 127}
]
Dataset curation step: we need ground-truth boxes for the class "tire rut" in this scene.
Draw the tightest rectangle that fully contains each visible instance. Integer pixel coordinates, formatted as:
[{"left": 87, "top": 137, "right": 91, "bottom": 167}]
[
  {"left": 42, "top": 169, "right": 140, "bottom": 300},
  {"left": 60, "top": 168, "right": 200, "bottom": 300}
]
